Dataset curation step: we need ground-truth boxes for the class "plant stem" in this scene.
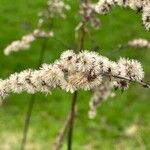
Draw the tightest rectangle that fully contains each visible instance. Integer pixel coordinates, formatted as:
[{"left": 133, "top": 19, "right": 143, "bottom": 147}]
[
  {"left": 20, "top": 95, "right": 35, "bottom": 150},
  {"left": 20, "top": 39, "right": 47, "bottom": 150},
  {"left": 67, "top": 91, "right": 78, "bottom": 150},
  {"left": 53, "top": 113, "right": 72, "bottom": 150},
  {"left": 67, "top": 7, "right": 86, "bottom": 150},
  {"left": 104, "top": 73, "right": 150, "bottom": 88}
]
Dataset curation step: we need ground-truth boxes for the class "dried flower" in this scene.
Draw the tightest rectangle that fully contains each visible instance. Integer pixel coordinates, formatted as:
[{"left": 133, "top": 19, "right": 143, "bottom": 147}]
[
  {"left": 142, "top": 5, "right": 150, "bottom": 30},
  {"left": 94, "top": 0, "right": 150, "bottom": 30},
  {"left": 80, "top": 0, "right": 101, "bottom": 29},
  {"left": 4, "top": 29, "right": 53, "bottom": 55},
  {"left": 38, "top": 0, "right": 70, "bottom": 27},
  {"left": 127, "top": 38, "right": 150, "bottom": 49},
  {"left": 118, "top": 58, "right": 144, "bottom": 81},
  {"left": 0, "top": 50, "right": 147, "bottom": 101},
  {"left": 88, "top": 78, "right": 115, "bottom": 119},
  {"left": 88, "top": 56, "right": 145, "bottom": 119}
]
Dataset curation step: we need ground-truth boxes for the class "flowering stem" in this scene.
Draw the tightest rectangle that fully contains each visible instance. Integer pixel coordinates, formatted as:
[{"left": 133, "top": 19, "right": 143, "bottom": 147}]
[
  {"left": 67, "top": 6, "right": 86, "bottom": 149},
  {"left": 53, "top": 35, "right": 72, "bottom": 49},
  {"left": 20, "top": 39, "right": 47, "bottom": 150},
  {"left": 67, "top": 91, "right": 78, "bottom": 150}
]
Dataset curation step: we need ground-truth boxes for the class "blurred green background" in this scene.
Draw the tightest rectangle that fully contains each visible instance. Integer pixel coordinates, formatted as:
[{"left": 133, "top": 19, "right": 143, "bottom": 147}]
[{"left": 0, "top": 0, "right": 150, "bottom": 149}]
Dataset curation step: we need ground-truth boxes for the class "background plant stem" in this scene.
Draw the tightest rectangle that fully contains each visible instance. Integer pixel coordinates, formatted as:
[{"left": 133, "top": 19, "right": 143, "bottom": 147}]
[{"left": 20, "top": 39, "right": 48, "bottom": 150}]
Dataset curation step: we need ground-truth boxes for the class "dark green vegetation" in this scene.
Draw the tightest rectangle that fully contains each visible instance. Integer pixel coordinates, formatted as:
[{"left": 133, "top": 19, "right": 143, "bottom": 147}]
[{"left": 0, "top": 0, "right": 149, "bottom": 149}]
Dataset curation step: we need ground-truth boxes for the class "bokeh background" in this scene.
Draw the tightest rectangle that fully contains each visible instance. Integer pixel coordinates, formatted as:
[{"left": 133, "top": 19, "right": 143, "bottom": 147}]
[{"left": 0, "top": 0, "right": 150, "bottom": 149}]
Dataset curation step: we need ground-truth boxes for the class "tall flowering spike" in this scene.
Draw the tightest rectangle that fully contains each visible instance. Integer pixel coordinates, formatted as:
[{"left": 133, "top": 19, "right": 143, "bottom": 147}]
[
  {"left": 127, "top": 38, "right": 150, "bottom": 48},
  {"left": 4, "top": 29, "right": 53, "bottom": 56},
  {"left": 0, "top": 50, "right": 148, "bottom": 101},
  {"left": 94, "top": 0, "right": 150, "bottom": 30}
]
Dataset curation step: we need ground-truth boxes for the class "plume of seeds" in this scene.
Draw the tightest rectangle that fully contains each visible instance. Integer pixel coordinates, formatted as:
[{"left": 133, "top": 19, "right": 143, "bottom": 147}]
[
  {"left": 0, "top": 50, "right": 148, "bottom": 101},
  {"left": 4, "top": 29, "right": 53, "bottom": 55}
]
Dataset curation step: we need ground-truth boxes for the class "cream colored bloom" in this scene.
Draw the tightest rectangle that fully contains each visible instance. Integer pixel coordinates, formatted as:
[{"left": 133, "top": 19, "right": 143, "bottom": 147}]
[
  {"left": 0, "top": 50, "right": 145, "bottom": 101},
  {"left": 94, "top": 0, "right": 150, "bottom": 30},
  {"left": 128, "top": 38, "right": 150, "bottom": 48},
  {"left": 4, "top": 29, "right": 53, "bottom": 55}
]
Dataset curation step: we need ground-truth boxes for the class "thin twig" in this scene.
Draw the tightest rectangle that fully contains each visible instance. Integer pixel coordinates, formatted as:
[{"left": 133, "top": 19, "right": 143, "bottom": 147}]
[
  {"left": 53, "top": 113, "right": 72, "bottom": 150},
  {"left": 103, "top": 73, "right": 150, "bottom": 89},
  {"left": 67, "top": 91, "right": 78, "bottom": 150},
  {"left": 105, "top": 44, "right": 128, "bottom": 56},
  {"left": 20, "top": 95, "right": 35, "bottom": 150},
  {"left": 53, "top": 35, "right": 72, "bottom": 49},
  {"left": 20, "top": 39, "right": 48, "bottom": 150}
]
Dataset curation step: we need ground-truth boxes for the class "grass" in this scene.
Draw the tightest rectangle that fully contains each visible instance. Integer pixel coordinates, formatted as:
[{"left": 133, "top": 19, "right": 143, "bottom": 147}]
[{"left": 0, "top": 0, "right": 150, "bottom": 149}]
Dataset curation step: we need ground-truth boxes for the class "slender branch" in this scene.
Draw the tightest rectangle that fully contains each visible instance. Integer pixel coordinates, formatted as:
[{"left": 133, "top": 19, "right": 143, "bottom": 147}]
[
  {"left": 20, "top": 95, "right": 35, "bottom": 150},
  {"left": 105, "top": 44, "right": 128, "bottom": 56},
  {"left": 103, "top": 73, "right": 150, "bottom": 89},
  {"left": 20, "top": 39, "right": 47, "bottom": 150},
  {"left": 53, "top": 113, "right": 72, "bottom": 150},
  {"left": 67, "top": 91, "right": 78, "bottom": 150},
  {"left": 53, "top": 35, "right": 72, "bottom": 49},
  {"left": 78, "top": 23, "right": 86, "bottom": 51},
  {"left": 105, "top": 40, "right": 150, "bottom": 56}
]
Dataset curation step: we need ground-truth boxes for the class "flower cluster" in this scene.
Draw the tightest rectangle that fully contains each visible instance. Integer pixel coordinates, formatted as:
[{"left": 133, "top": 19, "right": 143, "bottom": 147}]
[
  {"left": 4, "top": 29, "right": 53, "bottom": 55},
  {"left": 94, "top": 0, "right": 150, "bottom": 30},
  {"left": 88, "top": 56, "right": 145, "bottom": 119},
  {"left": 88, "top": 78, "right": 115, "bottom": 119},
  {"left": 142, "top": 5, "right": 150, "bottom": 30},
  {"left": 4, "top": 0, "right": 69, "bottom": 56},
  {"left": 0, "top": 50, "right": 145, "bottom": 101},
  {"left": 38, "top": 0, "right": 70, "bottom": 27},
  {"left": 127, "top": 38, "right": 150, "bottom": 48},
  {"left": 80, "top": 0, "right": 100, "bottom": 29}
]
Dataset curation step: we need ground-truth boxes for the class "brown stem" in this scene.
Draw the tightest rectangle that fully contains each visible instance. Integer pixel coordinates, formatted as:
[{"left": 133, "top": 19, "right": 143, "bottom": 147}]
[
  {"left": 53, "top": 113, "right": 72, "bottom": 150},
  {"left": 53, "top": 1, "right": 87, "bottom": 149},
  {"left": 20, "top": 95, "right": 35, "bottom": 150},
  {"left": 20, "top": 39, "right": 47, "bottom": 150},
  {"left": 78, "top": 23, "right": 86, "bottom": 51},
  {"left": 67, "top": 8, "right": 86, "bottom": 150},
  {"left": 104, "top": 73, "right": 150, "bottom": 89},
  {"left": 67, "top": 91, "right": 78, "bottom": 150}
]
